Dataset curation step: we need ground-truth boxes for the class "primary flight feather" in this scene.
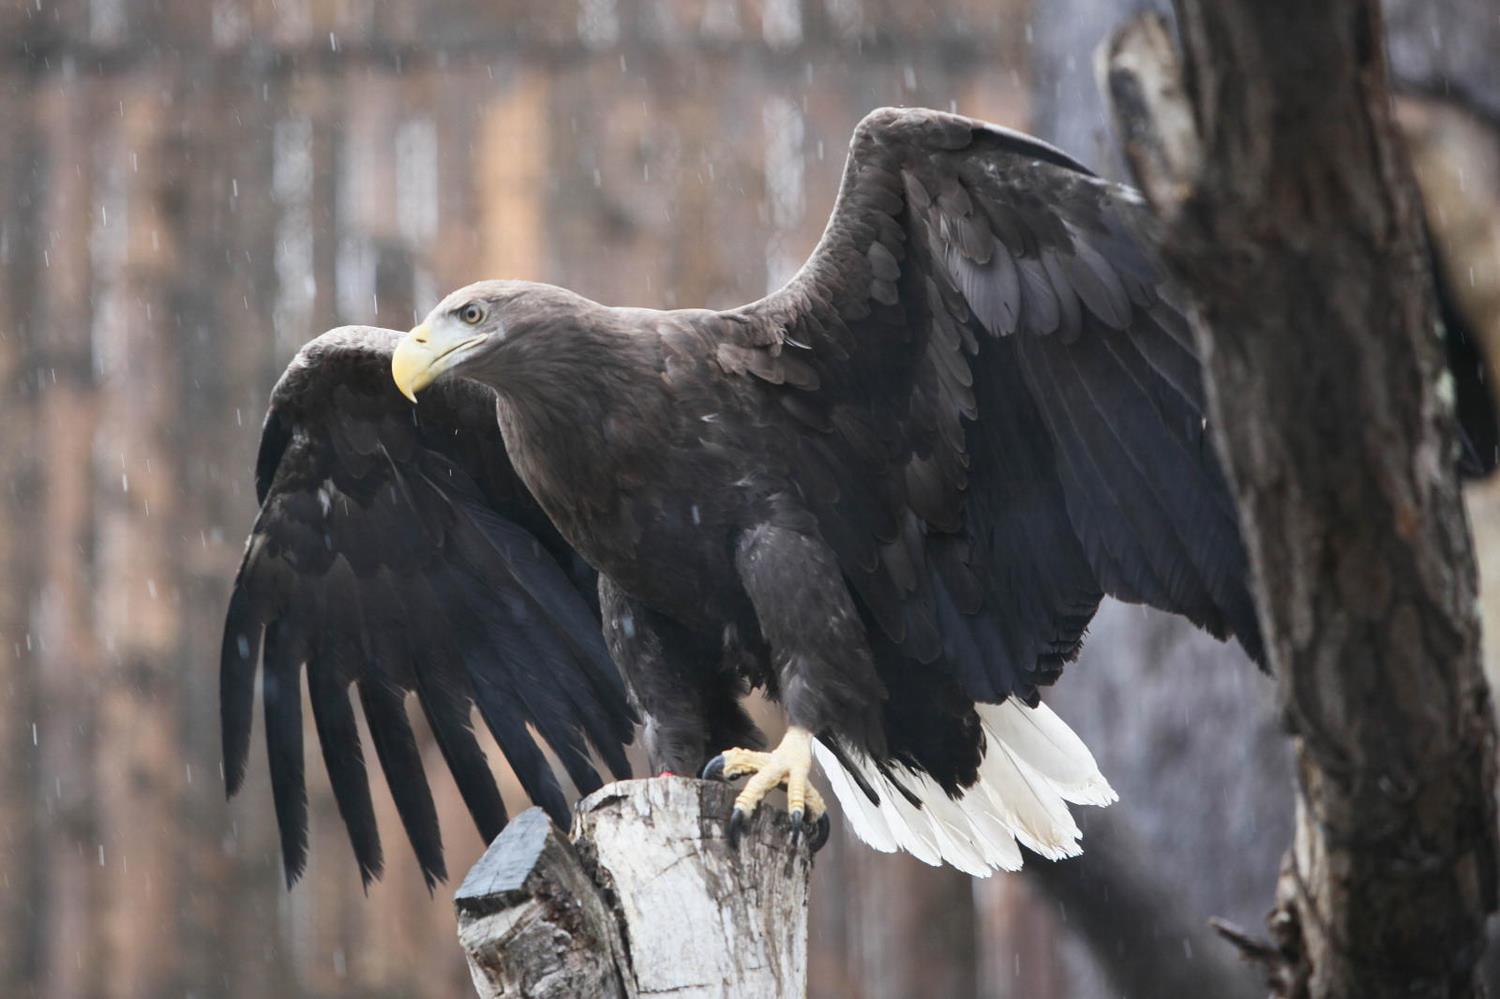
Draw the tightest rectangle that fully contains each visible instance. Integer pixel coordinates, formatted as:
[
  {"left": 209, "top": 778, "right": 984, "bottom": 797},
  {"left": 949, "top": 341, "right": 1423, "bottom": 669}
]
[{"left": 224, "top": 107, "right": 1266, "bottom": 884}]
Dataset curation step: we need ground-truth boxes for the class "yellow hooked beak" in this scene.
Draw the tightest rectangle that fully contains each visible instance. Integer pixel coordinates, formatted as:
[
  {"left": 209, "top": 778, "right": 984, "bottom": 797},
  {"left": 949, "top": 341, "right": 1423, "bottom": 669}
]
[{"left": 391, "top": 323, "right": 484, "bottom": 403}]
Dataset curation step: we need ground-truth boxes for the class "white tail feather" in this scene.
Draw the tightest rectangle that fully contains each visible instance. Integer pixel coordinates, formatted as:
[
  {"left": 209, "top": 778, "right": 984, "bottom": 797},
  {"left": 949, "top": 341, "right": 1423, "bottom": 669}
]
[
  {"left": 817, "top": 747, "right": 899, "bottom": 853},
  {"left": 985, "top": 700, "right": 1118, "bottom": 806},
  {"left": 975, "top": 741, "right": 1079, "bottom": 859},
  {"left": 876, "top": 777, "right": 945, "bottom": 866},
  {"left": 813, "top": 700, "right": 1115, "bottom": 876}
]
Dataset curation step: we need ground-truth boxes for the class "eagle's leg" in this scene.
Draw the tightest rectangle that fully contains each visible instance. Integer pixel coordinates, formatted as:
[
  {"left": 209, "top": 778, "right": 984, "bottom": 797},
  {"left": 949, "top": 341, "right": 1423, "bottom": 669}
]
[
  {"left": 711, "top": 522, "right": 887, "bottom": 853},
  {"left": 702, "top": 726, "right": 830, "bottom": 850},
  {"left": 599, "top": 576, "right": 763, "bottom": 776}
]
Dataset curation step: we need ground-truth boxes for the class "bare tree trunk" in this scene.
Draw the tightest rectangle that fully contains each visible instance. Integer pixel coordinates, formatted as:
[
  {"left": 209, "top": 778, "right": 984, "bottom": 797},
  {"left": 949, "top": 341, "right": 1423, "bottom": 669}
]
[
  {"left": 1103, "top": 6, "right": 1499, "bottom": 997},
  {"left": 91, "top": 71, "right": 193, "bottom": 999},
  {"left": 455, "top": 778, "right": 811, "bottom": 999},
  {"left": 32, "top": 72, "right": 106, "bottom": 999},
  {"left": 0, "top": 58, "right": 44, "bottom": 997}
]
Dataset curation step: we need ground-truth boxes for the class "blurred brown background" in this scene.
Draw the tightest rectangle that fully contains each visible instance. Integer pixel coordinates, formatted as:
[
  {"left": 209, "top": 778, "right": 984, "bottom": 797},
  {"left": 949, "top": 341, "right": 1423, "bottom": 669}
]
[{"left": 1, "top": 1, "right": 1497, "bottom": 997}]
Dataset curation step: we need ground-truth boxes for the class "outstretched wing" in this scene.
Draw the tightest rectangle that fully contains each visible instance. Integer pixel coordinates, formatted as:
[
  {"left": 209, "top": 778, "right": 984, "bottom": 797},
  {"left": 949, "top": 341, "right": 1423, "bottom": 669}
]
[
  {"left": 222, "top": 326, "right": 634, "bottom": 888},
  {"left": 728, "top": 108, "right": 1262, "bottom": 717}
]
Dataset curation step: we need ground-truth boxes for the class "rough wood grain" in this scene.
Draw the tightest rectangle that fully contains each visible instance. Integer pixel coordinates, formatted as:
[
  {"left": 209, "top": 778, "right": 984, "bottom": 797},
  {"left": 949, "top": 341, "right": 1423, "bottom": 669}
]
[
  {"left": 1103, "top": 5, "right": 1500, "bottom": 997},
  {"left": 456, "top": 809, "right": 631, "bottom": 999},
  {"left": 456, "top": 778, "right": 811, "bottom": 999},
  {"left": 1096, "top": 12, "right": 1201, "bottom": 216}
]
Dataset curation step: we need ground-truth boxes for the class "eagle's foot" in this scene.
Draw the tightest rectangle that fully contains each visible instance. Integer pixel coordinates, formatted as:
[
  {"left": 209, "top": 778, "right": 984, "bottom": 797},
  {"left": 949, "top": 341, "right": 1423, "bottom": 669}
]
[
  {"left": 699, "top": 747, "right": 772, "bottom": 781},
  {"left": 701, "top": 726, "right": 830, "bottom": 853}
]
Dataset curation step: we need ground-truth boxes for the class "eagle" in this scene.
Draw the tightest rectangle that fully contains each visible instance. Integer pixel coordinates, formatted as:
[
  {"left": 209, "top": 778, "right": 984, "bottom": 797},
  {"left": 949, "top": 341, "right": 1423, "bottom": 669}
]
[{"left": 224, "top": 107, "right": 1268, "bottom": 887}]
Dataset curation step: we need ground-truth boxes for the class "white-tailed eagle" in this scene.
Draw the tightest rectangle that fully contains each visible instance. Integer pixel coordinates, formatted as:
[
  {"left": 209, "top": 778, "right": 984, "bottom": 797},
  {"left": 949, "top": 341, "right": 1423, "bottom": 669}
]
[{"left": 225, "top": 107, "right": 1272, "bottom": 885}]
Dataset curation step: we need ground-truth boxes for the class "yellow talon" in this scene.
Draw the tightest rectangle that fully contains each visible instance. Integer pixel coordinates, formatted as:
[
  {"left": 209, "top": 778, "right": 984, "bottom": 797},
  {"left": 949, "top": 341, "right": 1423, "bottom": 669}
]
[
  {"left": 715, "top": 748, "right": 773, "bottom": 780},
  {"left": 702, "top": 726, "right": 830, "bottom": 852}
]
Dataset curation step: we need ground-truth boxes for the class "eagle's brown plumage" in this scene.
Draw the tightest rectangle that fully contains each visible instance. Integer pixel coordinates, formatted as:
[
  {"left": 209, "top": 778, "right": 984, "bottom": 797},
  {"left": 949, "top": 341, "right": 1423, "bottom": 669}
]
[{"left": 224, "top": 108, "right": 1263, "bottom": 884}]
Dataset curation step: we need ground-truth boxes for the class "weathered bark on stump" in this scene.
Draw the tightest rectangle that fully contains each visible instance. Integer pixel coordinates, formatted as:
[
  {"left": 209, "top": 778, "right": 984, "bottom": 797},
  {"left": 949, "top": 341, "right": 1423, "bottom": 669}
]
[
  {"left": 1102, "top": 7, "right": 1499, "bottom": 998},
  {"left": 455, "top": 777, "right": 811, "bottom": 999}
]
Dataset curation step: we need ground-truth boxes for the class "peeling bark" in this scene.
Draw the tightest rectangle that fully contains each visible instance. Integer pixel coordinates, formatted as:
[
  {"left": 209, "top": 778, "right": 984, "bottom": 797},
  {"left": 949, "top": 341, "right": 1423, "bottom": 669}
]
[
  {"left": 1103, "top": 5, "right": 1499, "bottom": 997},
  {"left": 456, "top": 778, "right": 811, "bottom": 999}
]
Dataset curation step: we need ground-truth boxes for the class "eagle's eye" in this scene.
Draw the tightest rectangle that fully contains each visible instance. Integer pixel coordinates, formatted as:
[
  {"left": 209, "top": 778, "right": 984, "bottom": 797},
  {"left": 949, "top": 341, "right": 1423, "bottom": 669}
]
[{"left": 458, "top": 303, "right": 485, "bottom": 326}]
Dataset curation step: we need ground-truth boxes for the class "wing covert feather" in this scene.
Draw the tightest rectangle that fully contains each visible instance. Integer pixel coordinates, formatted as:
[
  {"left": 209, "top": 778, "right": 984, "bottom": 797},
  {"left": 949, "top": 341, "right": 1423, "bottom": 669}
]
[{"left": 731, "top": 108, "right": 1263, "bottom": 719}]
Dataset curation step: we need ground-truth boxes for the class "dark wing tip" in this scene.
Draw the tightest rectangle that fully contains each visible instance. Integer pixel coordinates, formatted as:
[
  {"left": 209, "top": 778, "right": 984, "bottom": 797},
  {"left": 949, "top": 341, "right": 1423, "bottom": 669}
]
[
  {"left": 262, "top": 617, "right": 311, "bottom": 888},
  {"left": 220, "top": 580, "right": 262, "bottom": 800},
  {"left": 308, "top": 663, "right": 386, "bottom": 888},
  {"left": 357, "top": 676, "right": 450, "bottom": 885}
]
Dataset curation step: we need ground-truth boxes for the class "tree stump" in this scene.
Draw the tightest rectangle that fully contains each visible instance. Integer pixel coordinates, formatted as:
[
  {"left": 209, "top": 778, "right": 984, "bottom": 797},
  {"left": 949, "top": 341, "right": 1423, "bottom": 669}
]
[{"left": 455, "top": 777, "right": 812, "bottom": 999}]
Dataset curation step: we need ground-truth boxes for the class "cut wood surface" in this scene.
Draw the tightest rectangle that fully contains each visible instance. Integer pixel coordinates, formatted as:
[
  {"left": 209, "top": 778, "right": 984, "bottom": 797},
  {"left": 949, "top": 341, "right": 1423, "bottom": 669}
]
[{"left": 456, "top": 777, "right": 811, "bottom": 999}]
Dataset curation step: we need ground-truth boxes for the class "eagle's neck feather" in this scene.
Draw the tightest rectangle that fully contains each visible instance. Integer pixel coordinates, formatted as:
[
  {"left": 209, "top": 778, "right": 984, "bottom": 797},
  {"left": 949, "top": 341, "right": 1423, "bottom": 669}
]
[{"left": 485, "top": 321, "right": 665, "bottom": 531}]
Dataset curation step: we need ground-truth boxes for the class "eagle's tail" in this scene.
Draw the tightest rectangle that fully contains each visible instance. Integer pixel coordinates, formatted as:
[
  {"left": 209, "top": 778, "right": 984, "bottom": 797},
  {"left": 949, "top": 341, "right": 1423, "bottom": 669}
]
[{"left": 812, "top": 700, "right": 1117, "bottom": 877}]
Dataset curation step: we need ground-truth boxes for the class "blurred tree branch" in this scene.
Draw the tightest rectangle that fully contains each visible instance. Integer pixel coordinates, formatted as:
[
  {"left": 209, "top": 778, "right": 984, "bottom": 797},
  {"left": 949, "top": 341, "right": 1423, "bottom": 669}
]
[
  {"left": 1103, "top": 5, "right": 1499, "bottom": 997},
  {"left": 1025, "top": 813, "right": 1261, "bottom": 999}
]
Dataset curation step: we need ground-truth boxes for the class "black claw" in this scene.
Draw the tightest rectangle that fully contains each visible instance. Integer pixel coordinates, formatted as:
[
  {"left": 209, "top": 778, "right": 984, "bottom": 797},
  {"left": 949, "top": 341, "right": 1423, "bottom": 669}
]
[
  {"left": 787, "top": 809, "right": 830, "bottom": 853},
  {"left": 728, "top": 808, "right": 748, "bottom": 848},
  {"left": 808, "top": 813, "right": 832, "bottom": 854},
  {"left": 701, "top": 754, "right": 727, "bottom": 781}
]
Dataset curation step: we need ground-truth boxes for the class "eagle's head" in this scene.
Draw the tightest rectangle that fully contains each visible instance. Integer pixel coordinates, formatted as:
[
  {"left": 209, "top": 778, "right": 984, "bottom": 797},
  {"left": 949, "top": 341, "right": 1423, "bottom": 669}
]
[{"left": 391, "top": 279, "right": 588, "bottom": 401}]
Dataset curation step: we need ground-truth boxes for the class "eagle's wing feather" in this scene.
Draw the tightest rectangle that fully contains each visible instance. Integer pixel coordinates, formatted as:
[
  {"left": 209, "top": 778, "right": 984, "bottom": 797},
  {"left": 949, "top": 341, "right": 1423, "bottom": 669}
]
[
  {"left": 732, "top": 108, "right": 1260, "bottom": 718},
  {"left": 222, "top": 327, "right": 634, "bottom": 887}
]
